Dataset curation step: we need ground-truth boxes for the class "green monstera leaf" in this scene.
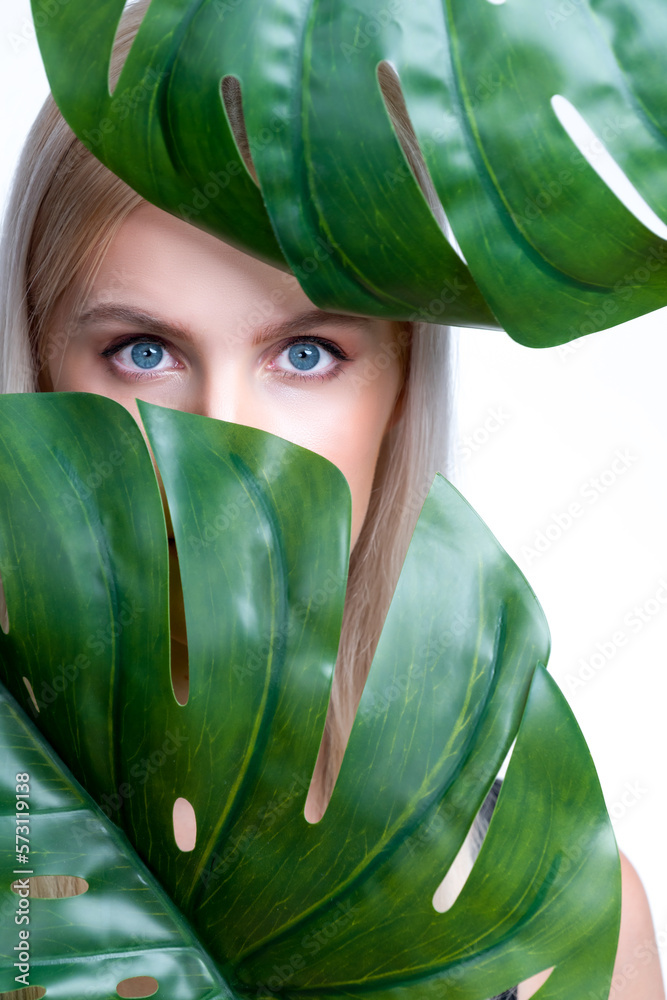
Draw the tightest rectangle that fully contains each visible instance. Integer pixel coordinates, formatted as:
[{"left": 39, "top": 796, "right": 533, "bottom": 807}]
[
  {"left": 0, "top": 683, "right": 232, "bottom": 999},
  {"left": 31, "top": 0, "right": 667, "bottom": 346},
  {"left": 0, "top": 393, "right": 620, "bottom": 999}
]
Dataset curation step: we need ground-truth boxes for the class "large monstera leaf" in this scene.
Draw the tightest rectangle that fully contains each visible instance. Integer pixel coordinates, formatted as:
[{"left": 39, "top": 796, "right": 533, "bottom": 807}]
[
  {"left": 0, "top": 393, "right": 620, "bottom": 999},
  {"left": 32, "top": 0, "right": 667, "bottom": 346}
]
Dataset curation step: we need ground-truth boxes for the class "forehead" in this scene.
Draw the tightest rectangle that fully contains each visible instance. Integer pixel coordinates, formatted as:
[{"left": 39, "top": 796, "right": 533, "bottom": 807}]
[
  {"left": 93, "top": 201, "right": 316, "bottom": 319},
  {"left": 77, "top": 202, "right": 406, "bottom": 356}
]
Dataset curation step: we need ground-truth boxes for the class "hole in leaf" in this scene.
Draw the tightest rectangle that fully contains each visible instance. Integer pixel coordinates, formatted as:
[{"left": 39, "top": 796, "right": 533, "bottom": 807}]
[
  {"left": 116, "top": 979, "right": 159, "bottom": 999},
  {"left": 303, "top": 711, "right": 338, "bottom": 825},
  {"left": 143, "top": 450, "right": 189, "bottom": 706},
  {"left": 22, "top": 678, "right": 40, "bottom": 715},
  {"left": 221, "top": 75, "right": 260, "bottom": 186},
  {"left": 376, "top": 61, "right": 466, "bottom": 262},
  {"left": 432, "top": 777, "right": 505, "bottom": 913},
  {"left": 432, "top": 822, "right": 481, "bottom": 913},
  {"left": 168, "top": 535, "right": 190, "bottom": 706},
  {"left": 520, "top": 966, "right": 555, "bottom": 997},
  {"left": 173, "top": 797, "right": 197, "bottom": 852},
  {"left": 12, "top": 876, "right": 89, "bottom": 899},
  {"left": 551, "top": 94, "right": 667, "bottom": 239},
  {"left": 0, "top": 988, "right": 47, "bottom": 1000},
  {"left": 0, "top": 567, "right": 9, "bottom": 634}
]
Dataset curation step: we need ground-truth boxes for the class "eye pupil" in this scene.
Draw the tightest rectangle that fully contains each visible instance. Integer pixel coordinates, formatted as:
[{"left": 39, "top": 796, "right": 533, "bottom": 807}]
[
  {"left": 288, "top": 343, "right": 320, "bottom": 371},
  {"left": 131, "top": 342, "right": 164, "bottom": 370}
]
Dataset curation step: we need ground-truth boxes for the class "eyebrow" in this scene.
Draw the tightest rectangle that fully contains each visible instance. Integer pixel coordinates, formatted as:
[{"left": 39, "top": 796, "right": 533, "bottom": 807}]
[{"left": 75, "top": 304, "right": 375, "bottom": 346}]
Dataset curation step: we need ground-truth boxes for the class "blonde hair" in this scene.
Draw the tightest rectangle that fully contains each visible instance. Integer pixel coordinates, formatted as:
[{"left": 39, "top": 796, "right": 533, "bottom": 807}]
[{"left": 0, "top": 3, "right": 458, "bottom": 829}]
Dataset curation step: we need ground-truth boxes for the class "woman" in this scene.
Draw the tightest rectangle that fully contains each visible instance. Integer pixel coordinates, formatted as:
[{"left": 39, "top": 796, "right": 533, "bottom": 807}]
[
  {"left": 1, "top": 0, "right": 455, "bottom": 833},
  {"left": 0, "top": 2, "right": 663, "bottom": 998}
]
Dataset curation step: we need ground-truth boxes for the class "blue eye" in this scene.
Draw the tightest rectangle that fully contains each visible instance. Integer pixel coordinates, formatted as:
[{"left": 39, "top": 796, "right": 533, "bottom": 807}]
[
  {"left": 131, "top": 342, "right": 164, "bottom": 369},
  {"left": 272, "top": 338, "right": 350, "bottom": 381},
  {"left": 101, "top": 336, "right": 178, "bottom": 377},
  {"left": 287, "top": 343, "right": 321, "bottom": 371}
]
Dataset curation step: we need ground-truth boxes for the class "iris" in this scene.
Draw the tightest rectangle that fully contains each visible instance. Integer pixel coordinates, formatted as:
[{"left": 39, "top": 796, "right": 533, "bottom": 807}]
[
  {"left": 131, "top": 342, "right": 164, "bottom": 369},
  {"left": 288, "top": 343, "right": 320, "bottom": 371}
]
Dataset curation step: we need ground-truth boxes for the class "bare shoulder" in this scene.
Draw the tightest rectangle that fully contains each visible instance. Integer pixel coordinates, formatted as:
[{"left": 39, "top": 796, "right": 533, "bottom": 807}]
[
  {"left": 613, "top": 851, "right": 665, "bottom": 999},
  {"left": 518, "top": 852, "right": 665, "bottom": 999}
]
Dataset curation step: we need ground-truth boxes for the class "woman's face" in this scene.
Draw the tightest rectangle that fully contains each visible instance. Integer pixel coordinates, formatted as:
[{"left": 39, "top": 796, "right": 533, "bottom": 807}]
[{"left": 40, "top": 202, "right": 407, "bottom": 550}]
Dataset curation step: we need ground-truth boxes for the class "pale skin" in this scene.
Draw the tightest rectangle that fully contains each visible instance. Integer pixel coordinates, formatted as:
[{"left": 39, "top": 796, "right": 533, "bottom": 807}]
[{"left": 38, "top": 202, "right": 664, "bottom": 1000}]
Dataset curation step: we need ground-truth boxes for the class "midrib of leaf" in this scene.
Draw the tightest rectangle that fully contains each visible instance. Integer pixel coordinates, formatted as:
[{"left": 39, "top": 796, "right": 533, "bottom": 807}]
[
  {"left": 440, "top": 0, "right": 606, "bottom": 287},
  {"left": 150, "top": 0, "right": 206, "bottom": 181},
  {"left": 302, "top": 0, "right": 431, "bottom": 306},
  {"left": 587, "top": 2, "right": 667, "bottom": 141},
  {"left": 234, "top": 601, "right": 510, "bottom": 966},
  {"left": 49, "top": 445, "right": 122, "bottom": 796},
  {"left": 188, "top": 450, "right": 290, "bottom": 904}
]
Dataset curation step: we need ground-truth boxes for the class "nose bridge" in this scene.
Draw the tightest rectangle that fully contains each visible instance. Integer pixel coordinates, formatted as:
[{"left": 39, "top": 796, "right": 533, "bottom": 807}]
[
  {"left": 198, "top": 364, "right": 255, "bottom": 427},
  {"left": 198, "top": 367, "right": 239, "bottom": 424}
]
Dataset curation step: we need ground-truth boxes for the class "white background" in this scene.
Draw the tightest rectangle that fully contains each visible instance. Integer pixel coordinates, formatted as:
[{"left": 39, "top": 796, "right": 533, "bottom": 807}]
[
  {"left": 1, "top": 0, "right": 665, "bottom": 970},
  {"left": 455, "top": 318, "right": 667, "bottom": 957}
]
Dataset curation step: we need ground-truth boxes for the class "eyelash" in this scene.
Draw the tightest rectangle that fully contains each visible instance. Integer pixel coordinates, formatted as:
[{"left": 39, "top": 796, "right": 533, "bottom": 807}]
[
  {"left": 269, "top": 337, "right": 350, "bottom": 382},
  {"left": 99, "top": 334, "right": 352, "bottom": 383},
  {"left": 100, "top": 336, "right": 179, "bottom": 382}
]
